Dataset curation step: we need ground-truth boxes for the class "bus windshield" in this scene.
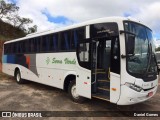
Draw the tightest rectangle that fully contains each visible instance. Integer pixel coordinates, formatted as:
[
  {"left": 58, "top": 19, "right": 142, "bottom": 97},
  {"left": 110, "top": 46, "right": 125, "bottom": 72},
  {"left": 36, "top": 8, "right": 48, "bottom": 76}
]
[{"left": 124, "top": 21, "right": 157, "bottom": 79}]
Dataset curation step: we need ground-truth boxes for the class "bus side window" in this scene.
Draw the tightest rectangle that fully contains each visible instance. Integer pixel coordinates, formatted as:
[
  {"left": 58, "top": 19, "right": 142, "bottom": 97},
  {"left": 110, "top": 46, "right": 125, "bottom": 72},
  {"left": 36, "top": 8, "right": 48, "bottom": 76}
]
[
  {"left": 25, "top": 40, "right": 29, "bottom": 53},
  {"left": 71, "top": 29, "right": 78, "bottom": 50},
  {"left": 19, "top": 42, "right": 23, "bottom": 53},
  {"left": 15, "top": 42, "right": 18, "bottom": 53},
  {"left": 13, "top": 43, "right": 16, "bottom": 53},
  {"left": 32, "top": 38, "right": 36, "bottom": 53},
  {"left": 36, "top": 37, "right": 40, "bottom": 53},
  {"left": 10, "top": 43, "right": 12, "bottom": 54},
  {"left": 79, "top": 43, "right": 89, "bottom": 62},
  {"left": 21, "top": 41, "right": 25, "bottom": 53},
  {"left": 71, "top": 27, "right": 85, "bottom": 51},
  {"left": 28, "top": 39, "right": 32, "bottom": 53},
  {"left": 49, "top": 34, "right": 58, "bottom": 52},
  {"left": 49, "top": 35, "right": 54, "bottom": 51},
  {"left": 41, "top": 36, "right": 47, "bottom": 52},
  {"left": 42, "top": 35, "right": 49, "bottom": 52},
  {"left": 60, "top": 31, "right": 70, "bottom": 51},
  {"left": 77, "top": 27, "right": 86, "bottom": 42},
  {"left": 64, "top": 31, "right": 70, "bottom": 50},
  {"left": 11, "top": 43, "right": 16, "bottom": 54},
  {"left": 31, "top": 38, "right": 35, "bottom": 53},
  {"left": 5, "top": 44, "right": 8, "bottom": 54},
  {"left": 46, "top": 35, "right": 50, "bottom": 51},
  {"left": 4, "top": 44, "right": 7, "bottom": 54},
  {"left": 7, "top": 43, "right": 9, "bottom": 54},
  {"left": 30, "top": 39, "right": 34, "bottom": 53}
]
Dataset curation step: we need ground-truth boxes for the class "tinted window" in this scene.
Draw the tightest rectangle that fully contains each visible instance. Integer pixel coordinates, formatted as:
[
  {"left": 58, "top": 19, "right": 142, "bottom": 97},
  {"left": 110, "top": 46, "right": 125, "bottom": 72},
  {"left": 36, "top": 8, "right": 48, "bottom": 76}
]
[
  {"left": 21, "top": 41, "right": 25, "bottom": 53},
  {"left": 73, "top": 27, "right": 85, "bottom": 43},
  {"left": 71, "top": 29, "right": 78, "bottom": 50},
  {"left": 46, "top": 35, "right": 50, "bottom": 51},
  {"left": 4, "top": 44, "right": 9, "bottom": 54},
  {"left": 59, "top": 27, "right": 85, "bottom": 51},
  {"left": 8, "top": 44, "right": 10, "bottom": 54},
  {"left": 35, "top": 37, "right": 41, "bottom": 53},
  {"left": 3, "top": 27, "right": 85, "bottom": 54},
  {"left": 19, "top": 41, "right": 23, "bottom": 53},
  {"left": 32, "top": 38, "right": 36, "bottom": 52},
  {"left": 31, "top": 39, "right": 35, "bottom": 53},
  {"left": 79, "top": 43, "right": 89, "bottom": 62},
  {"left": 12, "top": 43, "right": 16, "bottom": 53},
  {"left": 25, "top": 40, "right": 29, "bottom": 53},
  {"left": 41, "top": 36, "right": 48, "bottom": 52},
  {"left": 15, "top": 42, "right": 18, "bottom": 53},
  {"left": 49, "top": 34, "right": 58, "bottom": 51},
  {"left": 60, "top": 31, "right": 70, "bottom": 51},
  {"left": 90, "top": 23, "right": 119, "bottom": 38}
]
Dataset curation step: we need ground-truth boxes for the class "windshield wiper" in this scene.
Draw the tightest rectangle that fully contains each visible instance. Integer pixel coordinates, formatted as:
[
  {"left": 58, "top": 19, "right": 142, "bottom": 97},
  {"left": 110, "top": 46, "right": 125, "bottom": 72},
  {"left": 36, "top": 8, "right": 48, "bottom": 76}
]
[{"left": 143, "top": 43, "right": 152, "bottom": 77}]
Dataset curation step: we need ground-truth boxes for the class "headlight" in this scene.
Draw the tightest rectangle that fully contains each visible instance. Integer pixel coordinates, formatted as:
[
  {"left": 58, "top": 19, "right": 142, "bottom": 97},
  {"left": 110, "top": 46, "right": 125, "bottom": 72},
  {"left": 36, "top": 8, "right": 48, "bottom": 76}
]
[{"left": 125, "top": 82, "right": 143, "bottom": 92}]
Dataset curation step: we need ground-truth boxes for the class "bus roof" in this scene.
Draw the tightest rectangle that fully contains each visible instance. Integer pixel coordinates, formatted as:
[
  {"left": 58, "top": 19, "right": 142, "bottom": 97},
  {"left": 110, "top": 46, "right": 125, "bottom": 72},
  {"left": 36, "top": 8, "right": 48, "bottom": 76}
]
[{"left": 4, "top": 16, "right": 140, "bottom": 44}]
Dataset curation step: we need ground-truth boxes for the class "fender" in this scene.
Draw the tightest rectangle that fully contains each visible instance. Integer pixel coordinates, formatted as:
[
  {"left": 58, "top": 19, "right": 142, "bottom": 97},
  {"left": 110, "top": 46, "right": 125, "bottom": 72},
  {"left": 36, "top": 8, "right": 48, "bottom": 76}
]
[
  {"left": 15, "top": 65, "right": 23, "bottom": 77},
  {"left": 63, "top": 71, "right": 76, "bottom": 81}
]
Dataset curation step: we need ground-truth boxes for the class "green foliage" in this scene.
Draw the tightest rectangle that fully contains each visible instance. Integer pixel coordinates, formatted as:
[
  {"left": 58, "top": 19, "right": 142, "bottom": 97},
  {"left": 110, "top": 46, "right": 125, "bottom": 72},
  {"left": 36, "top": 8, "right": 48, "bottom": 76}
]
[
  {"left": 27, "top": 25, "right": 38, "bottom": 34},
  {"left": 0, "top": 0, "right": 37, "bottom": 35},
  {"left": 0, "top": 0, "right": 19, "bottom": 19},
  {"left": 0, "top": 20, "right": 26, "bottom": 39}
]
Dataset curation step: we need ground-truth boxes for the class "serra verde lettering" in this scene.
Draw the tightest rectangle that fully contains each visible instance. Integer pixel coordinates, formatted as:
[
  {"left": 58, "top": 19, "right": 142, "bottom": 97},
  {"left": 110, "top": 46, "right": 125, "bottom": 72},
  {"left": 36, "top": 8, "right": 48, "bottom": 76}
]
[
  {"left": 64, "top": 58, "right": 76, "bottom": 64},
  {"left": 46, "top": 57, "right": 76, "bottom": 65},
  {"left": 52, "top": 58, "right": 62, "bottom": 64}
]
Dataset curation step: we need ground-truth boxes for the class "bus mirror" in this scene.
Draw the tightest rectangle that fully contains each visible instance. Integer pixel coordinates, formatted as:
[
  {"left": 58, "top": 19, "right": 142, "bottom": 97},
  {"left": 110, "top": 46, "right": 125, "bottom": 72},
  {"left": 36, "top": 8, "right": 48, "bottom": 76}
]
[
  {"left": 120, "top": 30, "right": 136, "bottom": 55},
  {"left": 120, "top": 30, "right": 136, "bottom": 36},
  {"left": 79, "top": 43, "right": 87, "bottom": 52},
  {"left": 127, "top": 35, "right": 135, "bottom": 54}
]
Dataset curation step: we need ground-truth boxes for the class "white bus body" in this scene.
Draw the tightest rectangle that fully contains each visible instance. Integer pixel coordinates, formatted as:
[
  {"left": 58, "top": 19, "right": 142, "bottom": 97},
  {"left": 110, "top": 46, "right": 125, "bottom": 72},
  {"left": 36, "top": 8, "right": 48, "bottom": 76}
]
[{"left": 2, "top": 17, "right": 158, "bottom": 105}]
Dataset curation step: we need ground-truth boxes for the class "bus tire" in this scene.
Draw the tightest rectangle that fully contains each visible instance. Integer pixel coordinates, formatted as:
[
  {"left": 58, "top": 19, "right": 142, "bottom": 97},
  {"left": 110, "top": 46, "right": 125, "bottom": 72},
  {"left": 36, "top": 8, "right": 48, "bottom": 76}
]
[
  {"left": 68, "top": 80, "right": 85, "bottom": 103},
  {"left": 15, "top": 70, "right": 25, "bottom": 84}
]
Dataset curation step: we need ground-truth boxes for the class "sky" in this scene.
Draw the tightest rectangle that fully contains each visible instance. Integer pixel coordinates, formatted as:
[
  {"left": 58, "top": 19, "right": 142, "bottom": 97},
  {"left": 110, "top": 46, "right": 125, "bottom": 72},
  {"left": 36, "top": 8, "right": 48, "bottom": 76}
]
[{"left": 4, "top": 0, "right": 160, "bottom": 41}]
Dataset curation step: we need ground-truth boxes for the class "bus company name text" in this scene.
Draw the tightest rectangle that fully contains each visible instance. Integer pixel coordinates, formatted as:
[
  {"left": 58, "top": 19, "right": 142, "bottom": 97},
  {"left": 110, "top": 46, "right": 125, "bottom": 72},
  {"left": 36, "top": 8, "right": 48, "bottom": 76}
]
[{"left": 46, "top": 57, "right": 76, "bottom": 65}]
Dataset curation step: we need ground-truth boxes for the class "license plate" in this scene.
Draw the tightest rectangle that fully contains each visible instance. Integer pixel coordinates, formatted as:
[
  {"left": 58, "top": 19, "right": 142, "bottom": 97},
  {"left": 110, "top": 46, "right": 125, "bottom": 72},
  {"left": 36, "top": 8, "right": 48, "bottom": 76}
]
[{"left": 148, "top": 92, "right": 153, "bottom": 97}]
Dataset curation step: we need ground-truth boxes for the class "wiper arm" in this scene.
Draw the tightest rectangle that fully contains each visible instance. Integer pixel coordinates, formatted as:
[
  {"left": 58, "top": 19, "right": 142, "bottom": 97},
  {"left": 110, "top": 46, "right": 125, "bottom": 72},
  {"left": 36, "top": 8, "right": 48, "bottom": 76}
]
[
  {"left": 154, "top": 54, "right": 159, "bottom": 74},
  {"left": 143, "top": 43, "right": 152, "bottom": 77}
]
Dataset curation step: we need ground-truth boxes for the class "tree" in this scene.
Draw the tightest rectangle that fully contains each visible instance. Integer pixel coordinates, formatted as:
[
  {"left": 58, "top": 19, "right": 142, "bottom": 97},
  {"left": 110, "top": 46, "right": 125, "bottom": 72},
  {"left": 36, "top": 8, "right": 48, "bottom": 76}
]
[
  {"left": 7, "top": 14, "right": 33, "bottom": 29},
  {"left": 27, "top": 25, "right": 37, "bottom": 34},
  {"left": 7, "top": 14, "right": 37, "bottom": 34},
  {"left": 0, "top": 0, "right": 37, "bottom": 34},
  {"left": 0, "top": 0, "right": 19, "bottom": 19}
]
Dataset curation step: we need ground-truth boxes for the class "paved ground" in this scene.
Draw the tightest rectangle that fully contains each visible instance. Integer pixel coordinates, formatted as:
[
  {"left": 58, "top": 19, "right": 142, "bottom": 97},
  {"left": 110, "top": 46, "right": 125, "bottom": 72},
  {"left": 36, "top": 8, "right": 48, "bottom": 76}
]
[{"left": 0, "top": 72, "right": 160, "bottom": 120}]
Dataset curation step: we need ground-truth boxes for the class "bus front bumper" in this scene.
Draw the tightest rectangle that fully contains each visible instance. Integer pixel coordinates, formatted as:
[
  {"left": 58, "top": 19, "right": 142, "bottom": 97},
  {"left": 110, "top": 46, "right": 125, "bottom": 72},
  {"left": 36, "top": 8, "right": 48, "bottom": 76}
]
[{"left": 117, "top": 85, "right": 158, "bottom": 105}]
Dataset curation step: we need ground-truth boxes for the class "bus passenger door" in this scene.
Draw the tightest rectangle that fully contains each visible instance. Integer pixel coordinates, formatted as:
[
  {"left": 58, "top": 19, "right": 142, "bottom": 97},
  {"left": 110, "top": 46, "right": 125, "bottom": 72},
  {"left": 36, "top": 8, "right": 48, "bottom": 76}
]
[{"left": 76, "top": 41, "right": 91, "bottom": 99}]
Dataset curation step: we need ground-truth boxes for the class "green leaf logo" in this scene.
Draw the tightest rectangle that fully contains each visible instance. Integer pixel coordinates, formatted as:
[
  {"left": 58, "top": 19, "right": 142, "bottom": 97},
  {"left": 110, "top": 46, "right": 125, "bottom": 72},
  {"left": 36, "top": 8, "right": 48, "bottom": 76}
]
[{"left": 46, "top": 57, "right": 50, "bottom": 65}]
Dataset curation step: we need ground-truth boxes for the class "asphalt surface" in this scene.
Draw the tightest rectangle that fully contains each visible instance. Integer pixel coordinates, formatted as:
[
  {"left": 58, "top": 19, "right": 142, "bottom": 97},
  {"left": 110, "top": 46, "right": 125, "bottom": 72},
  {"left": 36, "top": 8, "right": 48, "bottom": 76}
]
[{"left": 0, "top": 73, "right": 160, "bottom": 120}]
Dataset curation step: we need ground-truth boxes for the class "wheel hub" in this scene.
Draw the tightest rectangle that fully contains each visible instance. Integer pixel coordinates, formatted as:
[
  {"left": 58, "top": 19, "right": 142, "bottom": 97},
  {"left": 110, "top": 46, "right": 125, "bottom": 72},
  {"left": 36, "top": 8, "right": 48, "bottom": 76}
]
[
  {"left": 71, "top": 85, "right": 79, "bottom": 99},
  {"left": 17, "top": 73, "right": 20, "bottom": 82}
]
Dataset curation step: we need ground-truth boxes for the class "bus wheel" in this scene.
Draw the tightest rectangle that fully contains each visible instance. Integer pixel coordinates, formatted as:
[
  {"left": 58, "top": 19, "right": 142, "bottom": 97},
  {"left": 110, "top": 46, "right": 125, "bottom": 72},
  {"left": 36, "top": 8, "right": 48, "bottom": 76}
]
[
  {"left": 15, "top": 70, "right": 25, "bottom": 84},
  {"left": 68, "top": 80, "right": 85, "bottom": 103}
]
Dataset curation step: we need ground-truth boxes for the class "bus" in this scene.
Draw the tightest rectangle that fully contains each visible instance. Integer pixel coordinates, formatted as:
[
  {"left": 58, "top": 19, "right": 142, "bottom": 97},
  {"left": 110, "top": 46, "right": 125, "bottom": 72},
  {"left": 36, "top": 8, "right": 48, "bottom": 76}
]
[
  {"left": 2, "top": 17, "right": 158, "bottom": 105},
  {"left": 156, "top": 51, "right": 160, "bottom": 70}
]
